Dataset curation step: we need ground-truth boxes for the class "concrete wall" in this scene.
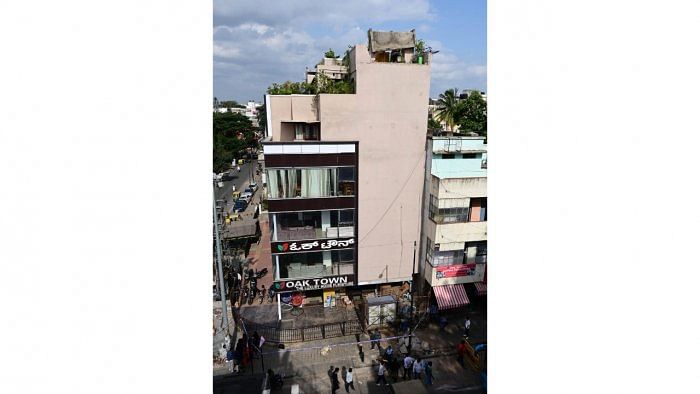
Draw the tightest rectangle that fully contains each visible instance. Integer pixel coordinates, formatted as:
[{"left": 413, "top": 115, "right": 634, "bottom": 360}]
[
  {"left": 431, "top": 154, "right": 486, "bottom": 178},
  {"left": 435, "top": 221, "right": 487, "bottom": 245},
  {"left": 318, "top": 44, "right": 431, "bottom": 284},
  {"left": 267, "top": 95, "right": 318, "bottom": 141},
  {"left": 437, "top": 177, "right": 487, "bottom": 199}
]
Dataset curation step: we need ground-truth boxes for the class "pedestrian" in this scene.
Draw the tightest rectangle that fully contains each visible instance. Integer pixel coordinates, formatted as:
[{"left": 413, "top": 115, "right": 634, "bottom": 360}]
[
  {"left": 464, "top": 316, "right": 471, "bottom": 339},
  {"left": 412, "top": 357, "right": 424, "bottom": 380},
  {"left": 424, "top": 361, "right": 434, "bottom": 385},
  {"left": 332, "top": 367, "right": 340, "bottom": 394},
  {"left": 328, "top": 365, "right": 335, "bottom": 384},
  {"left": 252, "top": 331, "right": 261, "bottom": 349},
  {"left": 341, "top": 366, "right": 347, "bottom": 383},
  {"left": 390, "top": 357, "right": 400, "bottom": 380},
  {"left": 376, "top": 361, "right": 387, "bottom": 386},
  {"left": 439, "top": 315, "right": 448, "bottom": 332},
  {"left": 457, "top": 340, "right": 467, "bottom": 368},
  {"left": 226, "top": 346, "right": 235, "bottom": 373},
  {"left": 344, "top": 367, "right": 355, "bottom": 392},
  {"left": 370, "top": 330, "right": 378, "bottom": 350},
  {"left": 373, "top": 329, "right": 382, "bottom": 351},
  {"left": 402, "top": 354, "right": 415, "bottom": 380},
  {"left": 385, "top": 345, "right": 394, "bottom": 361}
]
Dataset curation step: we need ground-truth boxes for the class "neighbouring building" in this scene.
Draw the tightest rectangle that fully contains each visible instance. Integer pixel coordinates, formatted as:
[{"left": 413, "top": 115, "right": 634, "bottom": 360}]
[
  {"left": 305, "top": 57, "right": 348, "bottom": 84},
  {"left": 418, "top": 136, "right": 487, "bottom": 311},
  {"left": 262, "top": 30, "right": 431, "bottom": 313},
  {"left": 214, "top": 100, "right": 262, "bottom": 127}
]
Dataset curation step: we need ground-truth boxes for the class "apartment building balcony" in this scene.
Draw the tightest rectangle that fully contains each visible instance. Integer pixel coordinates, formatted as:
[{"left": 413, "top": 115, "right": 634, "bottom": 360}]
[{"left": 271, "top": 209, "right": 355, "bottom": 242}]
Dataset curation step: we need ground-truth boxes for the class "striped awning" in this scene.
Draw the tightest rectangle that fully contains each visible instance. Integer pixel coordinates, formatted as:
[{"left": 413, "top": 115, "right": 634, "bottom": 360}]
[
  {"left": 474, "top": 281, "right": 487, "bottom": 296},
  {"left": 433, "top": 284, "right": 470, "bottom": 310}
]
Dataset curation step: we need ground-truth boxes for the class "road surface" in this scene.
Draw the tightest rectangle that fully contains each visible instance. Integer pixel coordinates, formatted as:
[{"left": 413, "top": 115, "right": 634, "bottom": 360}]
[{"left": 215, "top": 160, "right": 257, "bottom": 203}]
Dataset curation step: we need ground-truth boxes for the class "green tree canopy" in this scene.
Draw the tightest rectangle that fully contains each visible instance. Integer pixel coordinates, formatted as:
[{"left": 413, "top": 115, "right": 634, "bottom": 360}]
[
  {"left": 213, "top": 112, "right": 255, "bottom": 172},
  {"left": 457, "top": 91, "right": 487, "bottom": 137},
  {"left": 324, "top": 48, "right": 336, "bottom": 58},
  {"left": 267, "top": 81, "right": 314, "bottom": 95},
  {"left": 427, "top": 117, "right": 442, "bottom": 134}
]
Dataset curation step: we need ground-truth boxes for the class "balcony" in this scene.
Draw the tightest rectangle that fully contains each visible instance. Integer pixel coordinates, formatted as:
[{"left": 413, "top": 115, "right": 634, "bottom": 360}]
[
  {"left": 272, "top": 209, "right": 355, "bottom": 242},
  {"left": 275, "top": 249, "right": 355, "bottom": 280}
]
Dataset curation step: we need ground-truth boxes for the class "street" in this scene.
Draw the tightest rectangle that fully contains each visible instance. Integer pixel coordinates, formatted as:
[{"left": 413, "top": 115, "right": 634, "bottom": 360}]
[{"left": 215, "top": 160, "right": 257, "bottom": 203}]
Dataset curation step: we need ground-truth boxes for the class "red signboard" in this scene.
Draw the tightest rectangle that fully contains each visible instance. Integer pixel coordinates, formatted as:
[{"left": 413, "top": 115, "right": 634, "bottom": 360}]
[{"left": 435, "top": 264, "right": 476, "bottom": 279}]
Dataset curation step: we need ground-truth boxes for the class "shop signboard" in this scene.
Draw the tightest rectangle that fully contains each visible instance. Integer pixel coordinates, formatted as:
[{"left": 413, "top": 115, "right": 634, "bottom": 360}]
[
  {"left": 271, "top": 238, "right": 354, "bottom": 254},
  {"left": 272, "top": 274, "right": 355, "bottom": 292},
  {"left": 435, "top": 264, "right": 476, "bottom": 279}
]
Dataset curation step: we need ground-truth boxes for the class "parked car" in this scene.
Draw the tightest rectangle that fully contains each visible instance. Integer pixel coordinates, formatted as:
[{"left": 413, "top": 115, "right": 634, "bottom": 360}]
[
  {"left": 240, "top": 192, "right": 252, "bottom": 202},
  {"left": 234, "top": 199, "right": 248, "bottom": 212},
  {"left": 244, "top": 187, "right": 254, "bottom": 196},
  {"left": 248, "top": 182, "right": 258, "bottom": 192}
]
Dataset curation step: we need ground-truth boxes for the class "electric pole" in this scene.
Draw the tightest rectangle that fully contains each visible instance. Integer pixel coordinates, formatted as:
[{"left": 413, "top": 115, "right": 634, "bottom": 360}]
[
  {"left": 214, "top": 188, "right": 230, "bottom": 336},
  {"left": 408, "top": 240, "right": 416, "bottom": 353}
]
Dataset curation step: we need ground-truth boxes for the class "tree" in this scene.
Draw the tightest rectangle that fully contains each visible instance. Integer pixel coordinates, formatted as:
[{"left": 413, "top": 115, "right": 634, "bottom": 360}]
[
  {"left": 313, "top": 74, "right": 354, "bottom": 94},
  {"left": 457, "top": 91, "right": 487, "bottom": 137},
  {"left": 427, "top": 117, "right": 442, "bottom": 134},
  {"left": 213, "top": 112, "right": 255, "bottom": 173},
  {"left": 324, "top": 48, "right": 336, "bottom": 58},
  {"left": 435, "top": 88, "right": 463, "bottom": 133},
  {"left": 267, "top": 81, "right": 314, "bottom": 95},
  {"left": 256, "top": 103, "right": 266, "bottom": 131}
]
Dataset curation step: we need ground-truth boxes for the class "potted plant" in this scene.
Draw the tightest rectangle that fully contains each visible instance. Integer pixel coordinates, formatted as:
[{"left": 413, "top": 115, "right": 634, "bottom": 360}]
[{"left": 415, "top": 39, "right": 426, "bottom": 64}]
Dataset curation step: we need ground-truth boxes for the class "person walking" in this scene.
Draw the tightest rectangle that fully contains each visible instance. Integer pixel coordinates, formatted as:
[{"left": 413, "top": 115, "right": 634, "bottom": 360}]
[
  {"left": 344, "top": 368, "right": 355, "bottom": 392},
  {"left": 376, "top": 361, "right": 387, "bottom": 386},
  {"left": 332, "top": 367, "right": 341, "bottom": 394},
  {"left": 328, "top": 365, "right": 335, "bottom": 385},
  {"left": 457, "top": 340, "right": 467, "bottom": 368},
  {"left": 226, "top": 346, "right": 236, "bottom": 373},
  {"left": 424, "top": 361, "right": 434, "bottom": 386},
  {"left": 384, "top": 345, "right": 394, "bottom": 361},
  {"left": 402, "top": 355, "right": 415, "bottom": 380},
  {"left": 341, "top": 366, "right": 347, "bottom": 384},
  {"left": 464, "top": 316, "right": 471, "bottom": 339},
  {"left": 439, "top": 315, "right": 448, "bottom": 332},
  {"left": 412, "top": 358, "right": 424, "bottom": 380}
]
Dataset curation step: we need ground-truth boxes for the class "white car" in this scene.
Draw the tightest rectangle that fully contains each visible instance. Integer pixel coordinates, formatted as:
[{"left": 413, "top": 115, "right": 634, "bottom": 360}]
[
  {"left": 239, "top": 193, "right": 252, "bottom": 203},
  {"left": 248, "top": 182, "right": 258, "bottom": 193}
]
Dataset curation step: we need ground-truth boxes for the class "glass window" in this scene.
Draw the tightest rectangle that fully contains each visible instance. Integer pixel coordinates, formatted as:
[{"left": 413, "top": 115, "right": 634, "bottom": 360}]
[
  {"left": 338, "top": 167, "right": 355, "bottom": 196},
  {"left": 267, "top": 167, "right": 354, "bottom": 199},
  {"left": 338, "top": 210, "right": 354, "bottom": 226}
]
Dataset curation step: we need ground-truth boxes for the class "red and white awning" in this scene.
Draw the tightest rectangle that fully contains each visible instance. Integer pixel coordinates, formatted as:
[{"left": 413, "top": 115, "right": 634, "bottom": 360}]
[
  {"left": 433, "top": 284, "right": 470, "bottom": 310},
  {"left": 474, "top": 281, "right": 487, "bottom": 296}
]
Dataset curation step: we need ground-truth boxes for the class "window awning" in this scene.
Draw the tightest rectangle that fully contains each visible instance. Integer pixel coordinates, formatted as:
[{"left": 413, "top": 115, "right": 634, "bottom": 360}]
[
  {"left": 474, "top": 281, "right": 487, "bottom": 296},
  {"left": 433, "top": 284, "right": 470, "bottom": 310}
]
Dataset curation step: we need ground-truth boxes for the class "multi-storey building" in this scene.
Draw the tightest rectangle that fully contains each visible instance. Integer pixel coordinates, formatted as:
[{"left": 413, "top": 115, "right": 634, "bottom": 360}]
[
  {"left": 262, "top": 31, "right": 430, "bottom": 305},
  {"left": 418, "top": 136, "right": 487, "bottom": 310}
]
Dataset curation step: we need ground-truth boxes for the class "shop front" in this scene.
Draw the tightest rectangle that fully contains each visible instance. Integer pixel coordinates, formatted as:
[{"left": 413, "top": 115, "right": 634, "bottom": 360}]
[{"left": 271, "top": 274, "right": 355, "bottom": 320}]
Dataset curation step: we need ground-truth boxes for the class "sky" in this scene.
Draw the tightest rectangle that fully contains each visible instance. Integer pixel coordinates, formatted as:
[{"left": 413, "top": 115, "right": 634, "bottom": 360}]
[{"left": 213, "top": 0, "right": 486, "bottom": 103}]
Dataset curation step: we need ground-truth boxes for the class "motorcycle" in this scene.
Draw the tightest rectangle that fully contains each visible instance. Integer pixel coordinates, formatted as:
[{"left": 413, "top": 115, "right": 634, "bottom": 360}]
[
  {"left": 255, "top": 268, "right": 268, "bottom": 279},
  {"left": 247, "top": 277, "right": 257, "bottom": 305},
  {"left": 241, "top": 286, "right": 249, "bottom": 304},
  {"left": 258, "top": 286, "right": 266, "bottom": 304},
  {"left": 267, "top": 286, "right": 276, "bottom": 303}
]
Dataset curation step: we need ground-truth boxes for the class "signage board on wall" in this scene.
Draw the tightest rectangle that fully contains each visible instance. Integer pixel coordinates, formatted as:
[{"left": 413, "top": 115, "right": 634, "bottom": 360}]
[
  {"left": 273, "top": 274, "right": 354, "bottom": 292},
  {"left": 435, "top": 264, "right": 476, "bottom": 279},
  {"left": 271, "top": 238, "right": 355, "bottom": 254}
]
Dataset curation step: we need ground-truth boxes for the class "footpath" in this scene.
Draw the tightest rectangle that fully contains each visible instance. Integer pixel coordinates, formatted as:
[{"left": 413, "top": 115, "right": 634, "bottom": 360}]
[{"left": 214, "top": 308, "right": 486, "bottom": 393}]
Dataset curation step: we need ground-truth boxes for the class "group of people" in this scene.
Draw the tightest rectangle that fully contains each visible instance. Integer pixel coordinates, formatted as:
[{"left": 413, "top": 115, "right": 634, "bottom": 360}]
[
  {"left": 328, "top": 365, "right": 355, "bottom": 394},
  {"left": 375, "top": 355, "right": 434, "bottom": 386},
  {"left": 225, "top": 331, "right": 264, "bottom": 374}
]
